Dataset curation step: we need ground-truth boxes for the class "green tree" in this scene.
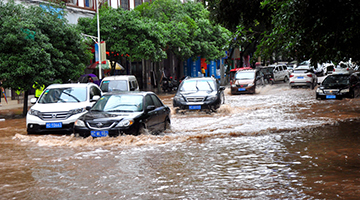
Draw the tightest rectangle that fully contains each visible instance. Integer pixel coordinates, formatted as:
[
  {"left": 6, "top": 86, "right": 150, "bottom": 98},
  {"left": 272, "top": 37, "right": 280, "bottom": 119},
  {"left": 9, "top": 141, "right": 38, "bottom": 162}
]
[
  {"left": 258, "top": 0, "right": 360, "bottom": 64},
  {"left": 0, "top": 0, "right": 92, "bottom": 116},
  {"left": 206, "top": 0, "right": 272, "bottom": 65},
  {"left": 77, "top": 6, "right": 167, "bottom": 73},
  {"left": 137, "top": 0, "right": 230, "bottom": 61}
]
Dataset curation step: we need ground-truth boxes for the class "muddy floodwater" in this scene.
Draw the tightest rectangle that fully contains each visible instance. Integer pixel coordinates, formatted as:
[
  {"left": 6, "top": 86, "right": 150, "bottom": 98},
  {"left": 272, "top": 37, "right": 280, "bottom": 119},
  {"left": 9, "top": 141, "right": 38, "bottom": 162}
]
[{"left": 1, "top": 83, "right": 360, "bottom": 199}]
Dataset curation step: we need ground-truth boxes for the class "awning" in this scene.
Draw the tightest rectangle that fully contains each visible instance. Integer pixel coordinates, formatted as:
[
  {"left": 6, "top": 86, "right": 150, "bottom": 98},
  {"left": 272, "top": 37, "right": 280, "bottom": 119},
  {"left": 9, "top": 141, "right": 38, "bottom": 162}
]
[{"left": 87, "top": 60, "right": 124, "bottom": 70}]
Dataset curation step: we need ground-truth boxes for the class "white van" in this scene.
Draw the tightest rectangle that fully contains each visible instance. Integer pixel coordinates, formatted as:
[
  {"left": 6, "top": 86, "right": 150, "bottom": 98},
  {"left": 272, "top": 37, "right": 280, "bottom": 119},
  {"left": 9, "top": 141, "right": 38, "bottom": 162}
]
[{"left": 100, "top": 75, "right": 139, "bottom": 93}]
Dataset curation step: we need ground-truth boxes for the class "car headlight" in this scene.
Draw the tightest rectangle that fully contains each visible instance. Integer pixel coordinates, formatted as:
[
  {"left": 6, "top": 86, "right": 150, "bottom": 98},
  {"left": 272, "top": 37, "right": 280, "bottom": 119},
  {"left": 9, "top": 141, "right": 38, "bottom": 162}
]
[
  {"left": 316, "top": 88, "right": 321, "bottom": 93},
  {"left": 248, "top": 83, "right": 254, "bottom": 87},
  {"left": 74, "top": 119, "right": 85, "bottom": 127},
  {"left": 69, "top": 108, "right": 86, "bottom": 115},
  {"left": 231, "top": 84, "right": 236, "bottom": 87},
  {"left": 116, "top": 119, "right": 134, "bottom": 127},
  {"left": 28, "top": 109, "right": 41, "bottom": 117},
  {"left": 341, "top": 88, "right": 349, "bottom": 93},
  {"left": 207, "top": 96, "right": 217, "bottom": 101},
  {"left": 174, "top": 95, "right": 186, "bottom": 102}
]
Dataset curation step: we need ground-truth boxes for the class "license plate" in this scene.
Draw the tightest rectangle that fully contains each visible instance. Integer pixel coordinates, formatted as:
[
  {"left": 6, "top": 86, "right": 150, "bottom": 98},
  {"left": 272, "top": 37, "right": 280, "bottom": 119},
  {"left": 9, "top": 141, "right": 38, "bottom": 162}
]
[
  {"left": 297, "top": 77, "right": 304, "bottom": 79},
  {"left": 91, "top": 130, "right": 109, "bottom": 137},
  {"left": 238, "top": 88, "right": 246, "bottom": 91},
  {"left": 46, "top": 122, "right": 62, "bottom": 128},
  {"left": 189, "top": 105, "right": 201, "bottom": 110},
  {"left": 326, "top": 95, "right": 336, "bottom": 99}
]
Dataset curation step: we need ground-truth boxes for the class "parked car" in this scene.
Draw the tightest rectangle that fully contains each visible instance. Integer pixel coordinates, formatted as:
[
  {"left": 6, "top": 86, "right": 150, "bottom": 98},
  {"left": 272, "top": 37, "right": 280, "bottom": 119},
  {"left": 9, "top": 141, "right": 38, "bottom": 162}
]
[
  {"left": 231, "top": 69, "right": 264, "bottom": 94},
  {"left": 316, "top": 73, "right": 360, "bottom": 99},
  {"left": 333, "top": 61, "right": 354, "bottom": 75},
  {"left": 267, "top": 64, "right": 290, "bottom": 82},
  {"left": 74, "top": 91, "right": 171, "bottom": 137},
  {"left": 173, "top": 77, "right": 225, "bottom": 112},
  {"left": 322, "top": 62, "right": 335, "bottom": 75},
  {"left": 26, "top": 83, "right": 102, "bottom": 134},
  {"left": 100, "top": 75, "right": 139, "bottom": 93},
  {"left": 289, "top": 65, "right": 317, "bottom": 89}
]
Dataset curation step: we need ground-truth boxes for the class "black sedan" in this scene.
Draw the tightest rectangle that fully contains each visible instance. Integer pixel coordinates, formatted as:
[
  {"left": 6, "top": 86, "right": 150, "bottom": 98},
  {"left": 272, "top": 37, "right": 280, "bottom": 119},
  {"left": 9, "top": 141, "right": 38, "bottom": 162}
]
[
  {"left": 316, "top": 73, "right": 360, "bottom": 100},
  {"left": 173, "top": 77, "right": 225, "bottom": 112},
  {"left": 74, "top": 92, "right": 171, "bottom": 137}
]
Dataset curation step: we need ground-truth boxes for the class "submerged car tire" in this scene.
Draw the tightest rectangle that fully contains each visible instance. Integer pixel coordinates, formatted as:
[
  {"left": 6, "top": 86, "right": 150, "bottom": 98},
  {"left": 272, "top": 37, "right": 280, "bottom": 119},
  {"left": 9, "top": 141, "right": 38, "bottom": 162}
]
[
  {"left": 164, "top": 118, "right": 171, "bottom": 131},
  {"left": 284, "top": 76, "right": 289, "bottom": 83},
  {"left": 137, "top": 124, "right": 146, "bottom": 135}
]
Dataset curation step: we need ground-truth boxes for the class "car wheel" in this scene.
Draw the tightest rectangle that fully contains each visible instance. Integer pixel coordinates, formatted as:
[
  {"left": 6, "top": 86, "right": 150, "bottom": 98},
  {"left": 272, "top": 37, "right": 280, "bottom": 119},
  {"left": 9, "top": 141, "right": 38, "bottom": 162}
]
[
  {"left": 164, "top": 118, "right": 171, "bottom": 131},
  {"left": 137, "top": 124, "right": 146, "bottom": 135},
  {"left": 284, "top": 76, "right": 289, "bottom": 83}
]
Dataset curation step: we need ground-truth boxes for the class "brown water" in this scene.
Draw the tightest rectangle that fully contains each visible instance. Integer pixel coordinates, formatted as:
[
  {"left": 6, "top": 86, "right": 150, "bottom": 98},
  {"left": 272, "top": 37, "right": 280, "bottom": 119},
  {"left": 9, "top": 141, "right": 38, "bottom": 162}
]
[{"left": 1, "top": 83, "right": 360, "bottom": 199}]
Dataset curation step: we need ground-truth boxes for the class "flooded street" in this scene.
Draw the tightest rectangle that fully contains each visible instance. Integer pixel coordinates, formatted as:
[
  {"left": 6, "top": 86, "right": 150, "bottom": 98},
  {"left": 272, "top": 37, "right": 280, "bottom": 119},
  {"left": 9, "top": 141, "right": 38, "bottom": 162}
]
[{"left": 1, "top": 83, "right": 360, "bottom": 199}]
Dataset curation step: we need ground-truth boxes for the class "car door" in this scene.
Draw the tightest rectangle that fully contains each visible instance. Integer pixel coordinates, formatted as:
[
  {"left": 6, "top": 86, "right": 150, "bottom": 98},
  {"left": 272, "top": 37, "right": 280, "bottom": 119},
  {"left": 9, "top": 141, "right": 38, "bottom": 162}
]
[
  {"left": 150, "top": 94, "right": 167, "bottom": 130},
  {"left": 274, "top": 66, "right": 280, "bottom": 81},
  {"left": 144, "top": 94, "right": 158, "bottom": 132}
]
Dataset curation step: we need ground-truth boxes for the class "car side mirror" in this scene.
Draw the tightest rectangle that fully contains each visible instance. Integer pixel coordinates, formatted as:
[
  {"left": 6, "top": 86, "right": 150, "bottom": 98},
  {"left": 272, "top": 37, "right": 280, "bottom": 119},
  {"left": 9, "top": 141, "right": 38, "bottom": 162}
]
[
  {"left": 91, "top": 95, "right": 100, "bottom": 102},
  {"left": 146, "top": 105, "right": 156, "bottom": 112},
  {"left": 219, "top": 86, "right": 225, "bottom": 91},
  {"left": 30, "top": 98, "right": 37, "bottom": 104},
  {"left": 86, "top": 106, "right": 92, "bottom": 111}
]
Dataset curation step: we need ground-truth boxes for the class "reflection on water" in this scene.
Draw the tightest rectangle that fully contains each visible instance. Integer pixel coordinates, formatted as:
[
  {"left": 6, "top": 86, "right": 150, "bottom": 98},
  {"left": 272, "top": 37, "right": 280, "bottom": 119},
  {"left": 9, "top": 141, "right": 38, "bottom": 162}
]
[{"left": 1, "top": 83, "right": 360, "bottom": 199}]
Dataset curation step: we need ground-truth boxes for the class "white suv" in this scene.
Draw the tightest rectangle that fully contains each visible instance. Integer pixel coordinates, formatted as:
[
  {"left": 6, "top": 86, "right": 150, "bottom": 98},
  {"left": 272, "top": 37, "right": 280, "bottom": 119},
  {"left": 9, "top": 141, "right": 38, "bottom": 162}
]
[
  {"left": 26, "top": 83, "right": 102, "bottom": 134},
  {"left": 268, "top": 64, "right": 290, "bottom": 82}
]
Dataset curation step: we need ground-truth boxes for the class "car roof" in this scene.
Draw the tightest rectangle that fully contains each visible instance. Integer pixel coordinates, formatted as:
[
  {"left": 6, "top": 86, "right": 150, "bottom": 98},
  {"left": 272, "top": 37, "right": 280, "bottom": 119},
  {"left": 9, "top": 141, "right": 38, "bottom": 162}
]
[
  {"left": 102, "top": 91, "right": 155, "bottom": 96},
  {"left": 183, "top": 77, "right": 216, "bottom": 81},
  {"left": 46, "top": 83, "right": 97, "bottom": 89},
  {"left": 236, "top": 69, "right": 257, "bottom": 73},
  {"left": 101, "top": 75, "right": 136, "bottom": 81}
]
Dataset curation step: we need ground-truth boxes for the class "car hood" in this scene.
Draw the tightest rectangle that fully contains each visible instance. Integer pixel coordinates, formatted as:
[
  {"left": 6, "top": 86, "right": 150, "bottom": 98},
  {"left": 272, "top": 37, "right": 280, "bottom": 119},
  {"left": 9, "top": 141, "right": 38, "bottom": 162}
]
[
  {"left": 80, "top": 111, "right": 142, "bottom": 121},
  {"left": 178, "top": 90, "right": 217, "bottom": 97},
  {"left": 234, "top": 79, "right": 253, "bottom": 85},
  {"left": 31, "top": 102, "right": 93, "bottom": 112},
  {"left": 321, "top": 84, "right": 349, "bottom": 89}
]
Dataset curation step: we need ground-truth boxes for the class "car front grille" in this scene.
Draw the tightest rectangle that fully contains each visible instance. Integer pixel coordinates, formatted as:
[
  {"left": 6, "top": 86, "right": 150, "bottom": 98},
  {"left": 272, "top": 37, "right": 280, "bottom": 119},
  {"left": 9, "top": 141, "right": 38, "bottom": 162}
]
[
  {"left": 186, "top": 97, "right": 205, "bottom": 102},
  {"left": 236, "top": 84, "right": 248, "bottom": 87},
  {"left": 87, "top": 122, "right": 116, "bottom": 129},
  {"left": 40, "top": 111, "right": 71, "bottom": 120}
]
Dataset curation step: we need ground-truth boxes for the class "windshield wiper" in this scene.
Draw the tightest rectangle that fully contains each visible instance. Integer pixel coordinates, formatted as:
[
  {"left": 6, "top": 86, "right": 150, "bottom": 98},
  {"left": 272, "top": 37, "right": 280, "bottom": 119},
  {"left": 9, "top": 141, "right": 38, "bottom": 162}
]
[
  {"left": 107, "top": 109, "right": 134, "bottom": 112},
  {"left": 206, "top": 82, "right": 214, "bottom": 91},
  {"left": 63, "top": 91, "right": 80, "bottom": 102}
]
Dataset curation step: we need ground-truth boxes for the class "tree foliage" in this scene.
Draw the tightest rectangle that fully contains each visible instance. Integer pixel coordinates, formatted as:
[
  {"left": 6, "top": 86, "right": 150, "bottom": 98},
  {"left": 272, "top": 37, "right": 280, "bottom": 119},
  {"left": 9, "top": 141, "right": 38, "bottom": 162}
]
[
  {"left": 77, "top": 0, "right": 230, "bottom": 65},
  {"left": 258, "top": 0, "right": 360, "bottom": 64},
  {"left": 0, "top": 0, "right": 92, "bottom": 115},
  {"left": 206, "top": 0, "right": 272, "bottom": 63}
]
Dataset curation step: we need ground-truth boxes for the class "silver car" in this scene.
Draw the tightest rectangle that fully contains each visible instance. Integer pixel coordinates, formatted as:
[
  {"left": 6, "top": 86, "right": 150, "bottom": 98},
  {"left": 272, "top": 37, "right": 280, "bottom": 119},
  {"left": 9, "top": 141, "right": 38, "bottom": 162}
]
[{"left": 289, "top": 65, "right": 317, "bottom": 89}]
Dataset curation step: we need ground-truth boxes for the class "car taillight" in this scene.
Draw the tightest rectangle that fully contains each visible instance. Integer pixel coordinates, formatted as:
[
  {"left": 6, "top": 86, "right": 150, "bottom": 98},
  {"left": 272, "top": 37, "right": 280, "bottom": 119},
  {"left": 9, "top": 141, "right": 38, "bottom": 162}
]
[
  {"left": 307, "top": 74, "right": 313, "bottom": 77},
  {"left": 347, "top": 68, "right": 350, "bottom": 71},
  {"left": 333, "top": 69, "right": 336, "bottom": 72},
  {"left": 290, "top": 74, "right": 294, "bottom": 78}
]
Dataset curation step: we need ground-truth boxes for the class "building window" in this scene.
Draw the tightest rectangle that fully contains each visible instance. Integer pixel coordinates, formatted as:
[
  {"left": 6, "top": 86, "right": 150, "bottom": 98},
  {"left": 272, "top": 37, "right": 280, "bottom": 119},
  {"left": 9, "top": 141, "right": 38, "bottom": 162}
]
[
  {"left": 68, "top": 0, "right": 78, "bottom": 5},
  {"left": 120, "top": 0, "right": 129, "bottom": 10},
  {"left": 144, "top": 0, "right": 151, "bottom": 2},
  {"left": 134, "top": 0, "right": 142, "bottom": 7},
  {"left": 85, "top": 0, "right": 94, "bottom": 8}
]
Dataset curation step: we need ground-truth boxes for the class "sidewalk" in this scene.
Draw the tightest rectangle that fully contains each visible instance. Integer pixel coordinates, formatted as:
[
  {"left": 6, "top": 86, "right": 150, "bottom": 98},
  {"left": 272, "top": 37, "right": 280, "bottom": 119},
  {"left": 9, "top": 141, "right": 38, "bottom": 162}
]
[{"left": 0, "top": 95, "right": 34, "bottom": 111}]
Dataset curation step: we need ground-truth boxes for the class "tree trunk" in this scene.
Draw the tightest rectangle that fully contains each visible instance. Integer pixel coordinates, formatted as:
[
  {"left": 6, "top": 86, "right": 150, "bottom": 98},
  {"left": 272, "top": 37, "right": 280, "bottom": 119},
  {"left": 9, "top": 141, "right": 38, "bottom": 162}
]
[{"left": 23, "top": 90, "right": 29, "bottom": 117}]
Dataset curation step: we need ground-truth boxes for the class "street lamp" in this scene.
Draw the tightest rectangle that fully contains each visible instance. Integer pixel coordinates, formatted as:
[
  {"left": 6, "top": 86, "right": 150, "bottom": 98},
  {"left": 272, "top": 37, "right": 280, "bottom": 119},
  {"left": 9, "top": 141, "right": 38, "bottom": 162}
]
[{"left": 96, "top": 0, "right": 102, "bottom": 80}]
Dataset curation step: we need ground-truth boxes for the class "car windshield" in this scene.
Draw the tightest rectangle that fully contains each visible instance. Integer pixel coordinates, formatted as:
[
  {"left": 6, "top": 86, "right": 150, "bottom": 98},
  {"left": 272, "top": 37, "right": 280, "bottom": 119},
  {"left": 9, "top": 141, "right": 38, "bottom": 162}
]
[
  {"left": 180, "top": 80, "right": 215, "bottom": 91},
  {"left": 91, "top": 94, "right": 143, "bottom": 112},
  {"left": 100, "top": 80, "right": 128, "bottom": 92},
  {"left": 38, "top": 87, "right": 87, "bottom": 103},
  {"left": 299, "top": 60, "right": 310, "bottom": 66},
  {"left": 235, "top": 71, "right": 255, "bottom": 80},
  {"left": 322, "top": 75, "right": 349, "bottom": 86}
]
